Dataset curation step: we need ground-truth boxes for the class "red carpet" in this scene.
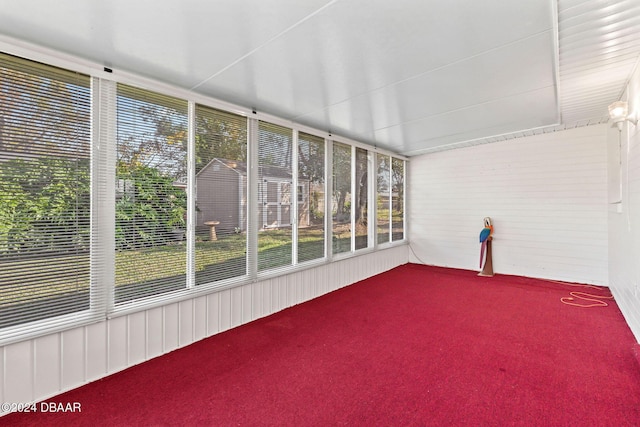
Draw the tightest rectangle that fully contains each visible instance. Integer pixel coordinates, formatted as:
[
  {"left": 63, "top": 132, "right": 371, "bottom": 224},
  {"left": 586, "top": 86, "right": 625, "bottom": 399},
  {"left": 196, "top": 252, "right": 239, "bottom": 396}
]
[{"left": 3, "top": 264, "right": 640, "bottom": 426}]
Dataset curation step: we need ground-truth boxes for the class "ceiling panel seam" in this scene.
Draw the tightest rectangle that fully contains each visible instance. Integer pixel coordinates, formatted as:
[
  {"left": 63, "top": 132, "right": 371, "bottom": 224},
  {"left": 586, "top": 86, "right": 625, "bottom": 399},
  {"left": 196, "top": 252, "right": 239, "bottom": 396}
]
[{"left": 189, "top": 0, "right": 340, "bottom": 91}]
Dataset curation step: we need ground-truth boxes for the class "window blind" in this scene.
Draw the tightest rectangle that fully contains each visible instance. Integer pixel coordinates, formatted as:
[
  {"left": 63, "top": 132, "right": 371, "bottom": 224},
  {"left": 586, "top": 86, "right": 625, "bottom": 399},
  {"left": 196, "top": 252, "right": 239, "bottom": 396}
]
[
  {"left": 332, "top": 142, "right": 352, "bottom": 254},
  {"left": 0, "top": 50, "right": 407, "bottom": 344},
  {"left": 355, "top": 147, "right": 369, "bottom": 250},
  {"left": 194, "top": 104, "right": 248, "bottom": 285},
  {"left": 297, "top": 132, "right": 325, "bottom": 263},
  {"left": 115, "top": 84, "right": 188, "bottom": 304},
  {"left": 257, "top": 121, "right": 293, "bottom": 272},
  {"left": 376, "top": 154, "right": 390, "bottom": 244},
  {"left": 391, "top": 158, "right": 405, "bottom": 242},
  {"left": 0, "top": 52, "right": 92, "bottom": 329}
]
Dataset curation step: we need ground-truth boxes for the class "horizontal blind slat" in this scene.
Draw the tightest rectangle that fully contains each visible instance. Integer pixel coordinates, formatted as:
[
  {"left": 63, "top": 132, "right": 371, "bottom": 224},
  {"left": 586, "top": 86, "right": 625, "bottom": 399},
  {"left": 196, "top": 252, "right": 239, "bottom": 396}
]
[
  {"left": 114, "top": 83, "right": 188, "bottom": 306},
  {"left": 0, "top": 52, "right": 92, "bottom": 331},
  {"left": 194, "top": 104, "right": 248, "bottom": 285}
]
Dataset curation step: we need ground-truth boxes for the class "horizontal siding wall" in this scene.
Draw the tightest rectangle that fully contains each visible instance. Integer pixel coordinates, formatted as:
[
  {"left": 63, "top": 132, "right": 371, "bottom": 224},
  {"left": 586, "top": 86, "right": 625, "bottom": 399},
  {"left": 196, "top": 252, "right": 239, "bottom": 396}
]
[
  {"left": 0, "top": 246, "right": 408, "bottom": 412},
  {"left": 608, "top": 61, "right": 640, "bottom": 343},
  {"left": 409, "top": 125, "right": 608, "bottom": 284}
]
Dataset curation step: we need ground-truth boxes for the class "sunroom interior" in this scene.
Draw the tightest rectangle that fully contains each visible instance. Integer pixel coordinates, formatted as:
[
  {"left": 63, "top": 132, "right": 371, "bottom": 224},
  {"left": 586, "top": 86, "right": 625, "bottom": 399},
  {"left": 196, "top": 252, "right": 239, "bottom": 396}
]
[{"left": 1, "top": 0, "right": 640, "bottom": 415}]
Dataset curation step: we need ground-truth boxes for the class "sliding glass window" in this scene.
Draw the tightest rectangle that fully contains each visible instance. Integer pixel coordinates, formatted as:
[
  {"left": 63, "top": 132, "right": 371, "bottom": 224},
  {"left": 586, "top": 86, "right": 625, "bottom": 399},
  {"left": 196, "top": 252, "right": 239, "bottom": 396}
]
[
  {"left": 0, "top": 51, "right": 407, "bottom": 341},
  {"left": 258, "top": 121, "right": 293, "bottom": 271},
  {"left": 0, "top": 53, "right": 91, "bottom": 328},
  {"left": 391, "top": 158, "right": 405, "bottom": 242},
  {"left": 194, "top": 105, "right": 248, "bottom": 284},
  {"left": 332, "top": 142, "right": 352, "bottom": 254},
  {"left": 115, "top": 84, "right": 188, "bottom": 304},
  {"left": 376, "top": 154, "right": 390, "bottom": 245},
  {"left": 297, "top": 132, "right": 325, "bottom": 263},
  {"left": 354, "top": 147, "right": 369, "bottom": 250}
]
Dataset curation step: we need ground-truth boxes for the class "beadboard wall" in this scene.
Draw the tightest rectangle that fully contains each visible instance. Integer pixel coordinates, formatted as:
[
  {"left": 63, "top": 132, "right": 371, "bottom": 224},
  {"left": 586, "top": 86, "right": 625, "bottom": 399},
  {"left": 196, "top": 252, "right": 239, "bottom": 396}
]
[
  {"left": 608, "top": 61, "right": 640, "bottom": 343},
  {"left": 408, "top": 125, "right": 609, "bottom": 285},
  {"left": 0, "top": 246, "right": 408, "bottom": 412}
]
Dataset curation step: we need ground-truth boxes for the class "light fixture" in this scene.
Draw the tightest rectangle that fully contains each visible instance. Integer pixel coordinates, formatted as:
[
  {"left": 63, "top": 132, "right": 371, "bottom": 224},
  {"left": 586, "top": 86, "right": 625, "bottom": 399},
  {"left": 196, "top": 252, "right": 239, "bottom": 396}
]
[{"left": 608, "top": 100, "right": 638, "bottom": 131}]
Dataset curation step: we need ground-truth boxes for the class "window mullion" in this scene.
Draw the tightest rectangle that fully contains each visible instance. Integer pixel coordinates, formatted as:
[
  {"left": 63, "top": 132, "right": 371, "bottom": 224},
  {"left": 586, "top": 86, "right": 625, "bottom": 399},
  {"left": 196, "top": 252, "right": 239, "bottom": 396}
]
[
  {"left": 389, "top": 158, "right": 394, "bottom": 240},
  {"left": 326, "top": 140, "right": 333, "bottom": 261},
  {"left": 350, "top": 145, "right": 356, "bottom": 253},
  {"left": 92, "top": 77, "right": 116, "bottom": 315},
  {"left": 292, "top": 130, "right": 299, "bottom": 265},
  {"left": 186, "top": 101, "right": 196, "bottom": 288},
  {"left": 247, "top": 118, "right": 259, "bottom": 279},
  {"left": 368, "top": 151, "right": 376, "bottom": 249}
]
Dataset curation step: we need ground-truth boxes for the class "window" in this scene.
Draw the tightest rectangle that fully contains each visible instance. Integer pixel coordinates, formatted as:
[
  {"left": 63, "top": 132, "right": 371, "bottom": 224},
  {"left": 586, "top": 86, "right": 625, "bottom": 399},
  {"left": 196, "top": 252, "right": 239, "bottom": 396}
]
[
  {"left": 0, "top": 53, "right": 91, "bottom": 328},
  {"left": 194, "top": 105, "right": 248, "bottom": 284},
  {"left": 298, "top": 132, "right": 325, "bottom": 263},
  {"left": 355, "top": 147, "right": 369, "bottom": 250},
  {"left": 258, "top": 121, "right": 293, "bottom": 271},
  {"left": 391, "top": 158, "right": 405, "bottom": 241},
  {"left": 332, "top": 142, "right": 352, "bottom": 254},
  {"left": 115, "top": 84, "right": 188, "bottom": 303},
  {"left": 0, "top": 51, "right": 407, "bottom": 342},
  {"left": 376, "top": 154, "right": 390, "bottom": 245}
]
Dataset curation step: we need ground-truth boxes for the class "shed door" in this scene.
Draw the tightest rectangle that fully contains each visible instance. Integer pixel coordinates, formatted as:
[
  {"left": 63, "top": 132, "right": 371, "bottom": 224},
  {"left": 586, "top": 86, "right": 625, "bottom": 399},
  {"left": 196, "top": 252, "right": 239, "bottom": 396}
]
[{"left": 262, "top": 180, "right": 291, "bottom": 228}]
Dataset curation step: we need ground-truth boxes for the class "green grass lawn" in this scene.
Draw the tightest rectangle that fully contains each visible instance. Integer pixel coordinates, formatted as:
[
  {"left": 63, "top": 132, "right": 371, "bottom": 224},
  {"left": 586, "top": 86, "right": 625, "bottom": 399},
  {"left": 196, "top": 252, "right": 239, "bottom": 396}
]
[
  {"left": 2, "top": 217, "right": 405, "bottom": 309},
  {"left": 2, "top": 227, "right": 326, "bottom": 307}
]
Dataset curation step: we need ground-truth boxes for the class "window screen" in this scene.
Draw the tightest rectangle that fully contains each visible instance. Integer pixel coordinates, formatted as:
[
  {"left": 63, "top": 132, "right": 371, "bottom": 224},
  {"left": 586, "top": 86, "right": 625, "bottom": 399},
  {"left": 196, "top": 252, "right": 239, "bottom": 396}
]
[
  {"left": 258, "top": 121, "right": 293, "bottom": 271},
  {"left": 297, "top": 132, "right": 325, "bottom": 263},
  {"left": 115, "top": 84, "right": 188, "bottom": 304},
  {"left": 194, "top": 105, "right": 248, "bottom": 284},
  {"left": 332, "top": 142, "right": 352, "bottom": 254},
  {"left": 0, "top": 53, "right": 91, "bottom": 328}
]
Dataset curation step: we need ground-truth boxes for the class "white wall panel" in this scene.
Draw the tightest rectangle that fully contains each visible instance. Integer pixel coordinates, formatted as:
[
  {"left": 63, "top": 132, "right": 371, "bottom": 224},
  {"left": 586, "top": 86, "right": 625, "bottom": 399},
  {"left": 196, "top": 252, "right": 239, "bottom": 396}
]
[
  {"left": 146, "top": 307, "right": 164, "bottom": 359},
  {"left": 33, "top": 334, "right": 60, "bottom": 399},
  {"left": 194, "top": 296, "right": 207, "bottom": 342},
  {"left": 206, "top": 293, "right": 221, "bottom": 335},
  {"left": 250, "top": 281, "right": 266, "bottom": 320},
  {"left": 230, "top": 287, "right": 244, "bottom": 329},
  {"left": 0, "top": 246, "right": 407, "bottom": 414},
  {"left": 241, "top": 286, "right": 253, "bottom": 325},
  {"left": 273, "top": 278, "right": 286, "bottom": 311},
  {"left": 179, "top": 300, "right": 194, "bottom": 348},
  {"left": 608, "top": 61, "right": 640, "bottom": 343},
  {"left": 409, "top": 125, "right": 608, "bottom": 284},
  {"left": 287, "top": 273, "right": 300, "bottom": 307},
  {"left": 128, "top": 312, "right": 146, "bottom": 366},
  {"left": 4, "top": 341, "right": 33, "bottom": 404},
  {"left": 218, "top": 289, "right": 232, "bottom": 332},
  {"left": 107, "top": 316, "right": 127, "bottom": 373},
  {"left": 301, "top": 269, "right": 316, "bottom": 302},
  {"left": 85, "top": 322, "right": 107, "bottom": 382},
  {"left": 163, "top": 304, "right": 179, "bottom": 353},
  {"left": 61, "top": 328, "right": 85, "bottom": 390}
]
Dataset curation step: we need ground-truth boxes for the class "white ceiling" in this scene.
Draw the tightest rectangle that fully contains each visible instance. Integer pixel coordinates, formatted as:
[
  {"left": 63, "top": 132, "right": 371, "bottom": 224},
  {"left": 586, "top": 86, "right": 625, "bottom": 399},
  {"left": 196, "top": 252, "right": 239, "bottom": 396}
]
[{"left": 0, "top": 0, "right": 638, "bottom": 156}]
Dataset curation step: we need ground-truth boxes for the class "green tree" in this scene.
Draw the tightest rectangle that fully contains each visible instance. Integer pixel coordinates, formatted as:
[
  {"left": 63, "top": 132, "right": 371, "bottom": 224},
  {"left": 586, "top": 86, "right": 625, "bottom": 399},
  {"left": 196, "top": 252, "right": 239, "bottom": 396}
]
[
  {"left": 195, "top": 109, "right": 247, "bottom": 172},
  {"left": 115, "top": 162, "right": 186, "bottom": 250},
  {"left": 0, "top": 158, "right": 90, "bottom": 255},
  {"left": 0, "top": 56, "right": 91, "bottom": 156},
  {"left": 0, "top": 54, "right": 91, "bottom": 257},
  {"left": 332, "top": 143, "right": 352, "bottom": 220}
]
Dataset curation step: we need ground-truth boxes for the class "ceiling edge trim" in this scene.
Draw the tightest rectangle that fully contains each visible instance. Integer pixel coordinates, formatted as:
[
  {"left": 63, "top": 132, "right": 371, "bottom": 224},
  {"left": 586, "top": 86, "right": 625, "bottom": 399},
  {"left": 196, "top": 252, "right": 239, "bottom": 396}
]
[{"left": 404, "top": 119, "right": 611, "bottom": 157}]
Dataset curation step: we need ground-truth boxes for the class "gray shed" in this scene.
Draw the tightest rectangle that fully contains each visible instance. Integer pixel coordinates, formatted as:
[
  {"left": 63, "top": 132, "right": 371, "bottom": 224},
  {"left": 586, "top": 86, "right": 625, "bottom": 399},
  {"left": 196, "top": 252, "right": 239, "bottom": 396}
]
[{"left": 195, "top": 158, "right": 310, "bottom": 237}]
